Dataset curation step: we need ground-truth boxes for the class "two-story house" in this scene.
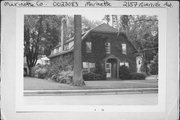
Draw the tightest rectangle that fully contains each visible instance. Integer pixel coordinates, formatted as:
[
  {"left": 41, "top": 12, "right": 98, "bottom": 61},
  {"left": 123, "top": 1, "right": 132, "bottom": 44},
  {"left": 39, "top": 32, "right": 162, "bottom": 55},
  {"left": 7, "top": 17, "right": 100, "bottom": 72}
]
[{"left": 49, "top": 23, "right": 138, "bottom": 79}]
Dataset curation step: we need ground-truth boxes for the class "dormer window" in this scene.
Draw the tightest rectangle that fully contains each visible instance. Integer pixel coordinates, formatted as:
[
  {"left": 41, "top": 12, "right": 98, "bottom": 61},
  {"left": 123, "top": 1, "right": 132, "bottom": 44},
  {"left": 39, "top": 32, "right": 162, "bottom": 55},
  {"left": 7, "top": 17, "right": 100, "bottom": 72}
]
[
  {"left": 86, "top": 42, "right": 92, "bottom": 53},
  {"left": 122, "top": 43, "right": 126, "bottom": 54},
  {"left": 105, "top": 42, "right": 111, "bottom": 54}
]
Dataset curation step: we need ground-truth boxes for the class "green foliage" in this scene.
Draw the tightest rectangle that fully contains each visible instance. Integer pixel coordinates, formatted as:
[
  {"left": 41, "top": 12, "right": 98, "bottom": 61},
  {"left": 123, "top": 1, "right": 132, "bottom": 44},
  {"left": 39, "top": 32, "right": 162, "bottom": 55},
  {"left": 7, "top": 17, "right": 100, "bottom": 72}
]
[
  {"left": 24, "top": 15, "right": 61, "bottom": 57},
  {"left": 82, "top": 17, "right": 102, "bottom": 33},
  {"left": 130, "top": 73, "right": 147, "bottom": 80},
  {"left": 32, "top": 65, "right": 49, "bottom": 79},
  {"left": 52, "top": 70, "right": 73, "bottom": 84},
  {"left": 83, "top": 72, "right": 106, "bottom": 81},
  {"left": 119, "top": 65, "right": 146, "bottom": 80},
  {"left": 103, "top": 15, "right": 110, "bottom": 24},
  {"left": 47, "top": 64, "right": 73, "bottom": 84},
  {"left": 120, "top": 15, "right": 129, "bottom": 29},
  {"left": 24, "top": 15, "right": 61, "bottom": 76},
  {"left": 32, "top": 64, "right": 74, "bottom": 84},
  {"left": 46, "top": 63, "right": 62, "bottom": 78},
  {"left": 149, "top": 54, "right": 158, "bottom": 75},
  {"left": 119, "top": 65, "right": 131, "bottom": 80}
]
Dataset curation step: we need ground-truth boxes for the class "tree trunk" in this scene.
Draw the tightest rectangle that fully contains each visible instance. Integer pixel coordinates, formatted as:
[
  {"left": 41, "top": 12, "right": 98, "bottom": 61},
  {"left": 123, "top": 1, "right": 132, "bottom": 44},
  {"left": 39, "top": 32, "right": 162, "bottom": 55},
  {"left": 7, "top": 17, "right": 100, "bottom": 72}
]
[
  {"left": 72, "top": 15, "right": 85, "bottom": 86},
  {"left": 28, "top": 66, "right": 33, "bottom": 77}
]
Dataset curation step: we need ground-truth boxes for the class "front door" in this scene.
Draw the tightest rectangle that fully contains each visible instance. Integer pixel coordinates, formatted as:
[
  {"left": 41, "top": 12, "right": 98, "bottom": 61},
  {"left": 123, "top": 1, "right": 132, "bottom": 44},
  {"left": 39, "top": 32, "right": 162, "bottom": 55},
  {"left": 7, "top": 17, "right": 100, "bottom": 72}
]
[
  {"left": 105, "top": 63, "right": 111, "bottom": 78},
  {"left": 105, "top": 58, "right": 118, "bottom": 79}
]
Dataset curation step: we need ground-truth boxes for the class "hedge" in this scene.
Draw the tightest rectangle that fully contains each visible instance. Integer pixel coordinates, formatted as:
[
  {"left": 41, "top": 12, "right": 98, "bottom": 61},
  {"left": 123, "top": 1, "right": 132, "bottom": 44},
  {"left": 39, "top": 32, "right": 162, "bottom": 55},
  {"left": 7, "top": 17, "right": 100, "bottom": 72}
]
[
  {"left": 83, "top": 72, "right": 106, "bottom": 81},
  {"left": 130, "top": 73, "right": 147, "bottom": 80},
  {"left": 119, "top": 65, "right": 131, "bottom": 80}
]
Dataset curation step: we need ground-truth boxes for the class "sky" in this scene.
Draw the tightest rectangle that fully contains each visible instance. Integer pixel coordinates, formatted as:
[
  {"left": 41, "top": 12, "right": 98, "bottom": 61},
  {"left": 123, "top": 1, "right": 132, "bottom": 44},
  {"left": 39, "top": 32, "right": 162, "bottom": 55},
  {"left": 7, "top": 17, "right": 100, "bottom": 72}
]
[{"left": 82, "top": 13, "right": 105, "bottom": 22}]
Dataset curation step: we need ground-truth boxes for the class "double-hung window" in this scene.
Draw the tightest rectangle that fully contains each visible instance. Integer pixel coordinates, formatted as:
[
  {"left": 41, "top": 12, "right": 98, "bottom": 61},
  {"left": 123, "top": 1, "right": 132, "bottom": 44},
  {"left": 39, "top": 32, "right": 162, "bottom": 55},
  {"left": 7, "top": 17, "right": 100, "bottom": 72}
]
[
  {"left": 86, "top": 42, "right": 92, "bottom": 53},
  {"left": 105, "top": 42, "right": 111, "bottom": 54},
  {"left": 122, "top": 43, "right": 126, "bottom": 54}
]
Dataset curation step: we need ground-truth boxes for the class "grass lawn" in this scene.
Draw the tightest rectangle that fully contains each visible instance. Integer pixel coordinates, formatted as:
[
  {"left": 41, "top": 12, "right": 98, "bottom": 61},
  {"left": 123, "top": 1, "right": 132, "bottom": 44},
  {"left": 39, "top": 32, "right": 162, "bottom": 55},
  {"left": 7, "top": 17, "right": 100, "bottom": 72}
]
[{"left": 24, "top": 77, "right": 158, "bottom": 90}]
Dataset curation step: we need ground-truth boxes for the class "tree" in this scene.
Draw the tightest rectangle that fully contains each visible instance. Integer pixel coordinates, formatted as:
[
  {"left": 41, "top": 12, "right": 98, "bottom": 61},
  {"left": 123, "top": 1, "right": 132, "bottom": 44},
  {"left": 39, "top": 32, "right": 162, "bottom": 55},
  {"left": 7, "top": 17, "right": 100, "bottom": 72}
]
[
  {"left": 24, "top": 16, "right": 43, "bottom": 76},
  {"left": 82, "top": 17, "right": 102, "bottom": 33},
  {"left": 24, "top": 15, "right": 61, "bottom": 76},
  {"left": 42, "top": 22, "right": 59, "bottom": 56},
  {"left": 72, "top": 15, "right": 85, "bottom": 86},
  {"left": 149, "top": 53, "right": 158, "bottom": 75},
  {"left": 103, "top": 15, "right": 110, "bottom": 25}
]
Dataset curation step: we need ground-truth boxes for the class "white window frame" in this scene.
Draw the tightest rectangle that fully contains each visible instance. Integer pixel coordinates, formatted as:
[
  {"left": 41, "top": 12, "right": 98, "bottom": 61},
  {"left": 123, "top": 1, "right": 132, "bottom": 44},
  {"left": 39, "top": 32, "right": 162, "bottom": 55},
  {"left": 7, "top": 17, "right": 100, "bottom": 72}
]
[
  {"left": 122, "top": 43, "right": 127, "bottom": 54},
  {"left": 105, "top": 63, "right": 111, "bottom": 78},
  {"left": 83, "top": 62, "right": 95, "bottom": 73},
  {"left": 120, "top": 62, "right": 129, "bottom": 68},
  {"left": 105, "top": 42, "right": 111, "bottom": 54},
  {"left": 86, "top": 42, "right": 92, "bottom": 53}
]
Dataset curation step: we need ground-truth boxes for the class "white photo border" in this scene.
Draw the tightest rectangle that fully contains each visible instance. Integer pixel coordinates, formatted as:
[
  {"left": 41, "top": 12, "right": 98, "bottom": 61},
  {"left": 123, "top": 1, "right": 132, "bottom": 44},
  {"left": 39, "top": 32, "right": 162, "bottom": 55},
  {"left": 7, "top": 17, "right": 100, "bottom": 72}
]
[{"left": 16, "top": 7, "right": 166, "bottom": 112}]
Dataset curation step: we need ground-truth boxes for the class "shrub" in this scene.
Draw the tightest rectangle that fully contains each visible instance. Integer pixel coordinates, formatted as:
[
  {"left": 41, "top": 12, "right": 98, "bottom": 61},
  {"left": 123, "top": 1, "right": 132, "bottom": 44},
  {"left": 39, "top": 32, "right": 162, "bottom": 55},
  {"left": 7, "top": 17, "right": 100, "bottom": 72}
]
[
  {"left": 31, "top": 65, "right": 41, "bottom": 77},
  {"left": 149, "top": 62, "right": 158, "bottom": 75},
  {"left": 49, "top": 65, "right": 73, "bottom": 84},
  {"left": 56, "top": 70, "right": 73, "bottom": 84},
  {"left": 37, "top": 67, "right": 48, "bottom": 79},
  {"left": 119, "top": 65, "right": 131, "bottom": 80},
  {"left": 130, "top": 73, "right": 147, "bottom": 80},
  {"left": 149, "top": 54, "right": 158, "bottom": 75},
  {"left": 83, "top": 72, "right": 106, "bottom": 81},
  {"left": 32, "top": 65, "right": 49, "bottom": 79},
  {"left": 46, "top": 64, "right": 62, "bottom": 78}
]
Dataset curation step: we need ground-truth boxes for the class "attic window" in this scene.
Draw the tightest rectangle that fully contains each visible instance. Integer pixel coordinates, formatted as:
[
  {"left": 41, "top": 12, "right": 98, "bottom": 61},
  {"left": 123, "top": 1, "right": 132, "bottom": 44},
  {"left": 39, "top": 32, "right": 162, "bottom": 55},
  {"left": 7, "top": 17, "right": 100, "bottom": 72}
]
[
  {"left": 122, "top": 43, "right": 126, "bottom": 54},
  {"left": 86, "top": 42, "right": 92, "bottom": 53},
  {"left": 105, "top": 42, "right": 111, "bottom": 54}
]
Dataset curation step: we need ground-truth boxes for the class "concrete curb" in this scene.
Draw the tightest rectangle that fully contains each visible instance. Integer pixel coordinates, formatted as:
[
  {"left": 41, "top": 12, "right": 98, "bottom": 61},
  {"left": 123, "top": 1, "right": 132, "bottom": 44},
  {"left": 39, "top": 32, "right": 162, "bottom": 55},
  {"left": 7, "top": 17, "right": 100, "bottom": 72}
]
[{"left": 24, "top": 88, "right": 158, "bottom": 96}]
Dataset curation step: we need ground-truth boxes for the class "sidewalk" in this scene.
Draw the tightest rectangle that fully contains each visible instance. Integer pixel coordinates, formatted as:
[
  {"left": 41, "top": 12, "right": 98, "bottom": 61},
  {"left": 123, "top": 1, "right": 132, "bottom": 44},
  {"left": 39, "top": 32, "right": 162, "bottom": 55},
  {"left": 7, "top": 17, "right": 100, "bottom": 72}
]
[
  {"left": 24, "top": 93, "right": 158, "bottom": 105},
  {"left": 24, "top": 77, "right": 158, "bottom": 96}
]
